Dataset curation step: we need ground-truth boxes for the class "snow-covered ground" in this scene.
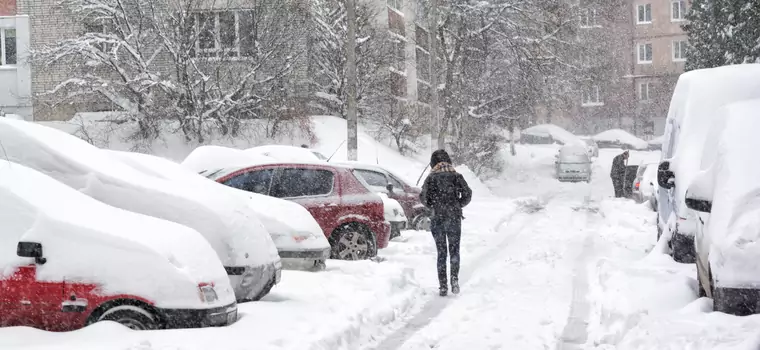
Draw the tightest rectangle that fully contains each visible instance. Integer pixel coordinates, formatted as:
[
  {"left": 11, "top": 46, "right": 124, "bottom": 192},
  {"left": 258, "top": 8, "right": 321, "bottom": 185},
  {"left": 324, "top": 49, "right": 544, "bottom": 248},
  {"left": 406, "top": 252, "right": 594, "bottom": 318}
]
[{"left": 2, "top": 117, "right": 759, "bottom": 349}]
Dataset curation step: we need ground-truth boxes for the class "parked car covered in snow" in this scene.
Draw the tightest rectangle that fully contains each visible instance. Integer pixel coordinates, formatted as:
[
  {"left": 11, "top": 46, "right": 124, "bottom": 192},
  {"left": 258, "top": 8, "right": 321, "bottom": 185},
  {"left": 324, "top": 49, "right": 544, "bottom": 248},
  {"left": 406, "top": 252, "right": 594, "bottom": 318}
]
[
  {"left": 108, "top": 150, "right": 331, "bottom": 271},
  {"left": 202, "top": 162, "right": 391, "bottom": 260},
  {"left": 555, "top": 145, "right": 592, "bottom": 182},
  {"left": 593, "top": 129, "right": 648, "bottom": 150},
  {"left": 337, "top": 162, "right": 429, "bottom": 231},
  {"left": 0, "top": 119, "right": 281, "bottom": 302},
  {"left": 657, "top": 65, "right": 760, "bottom": 263},
  {"left": 247, "top": 145, "right": 327, "bottom": 163},
  {"left": 521, "top": 124, "right": 584, "bottom": 146},
  {"left": 581, "top": 138, "right": 599, "bottom": 158},
  {"left": 632, "top": 163, "right": 658, "bottom": 210},
  {"left": 684, "top": 99, "right": 760, "bottom": 315},
  {"left": 0, "top": 161, "right": 237, "bottom": 331}
]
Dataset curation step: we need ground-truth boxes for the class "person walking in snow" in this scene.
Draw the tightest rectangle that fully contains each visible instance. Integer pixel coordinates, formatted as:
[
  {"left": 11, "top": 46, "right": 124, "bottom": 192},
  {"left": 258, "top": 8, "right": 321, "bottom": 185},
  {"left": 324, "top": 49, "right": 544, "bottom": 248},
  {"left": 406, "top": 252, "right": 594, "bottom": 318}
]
[
  {"left": 420, "top": 149, "right": 472, "bottom": 296},
  {"left": 610, "top": 150, "right": 629, "bottom": 198}
]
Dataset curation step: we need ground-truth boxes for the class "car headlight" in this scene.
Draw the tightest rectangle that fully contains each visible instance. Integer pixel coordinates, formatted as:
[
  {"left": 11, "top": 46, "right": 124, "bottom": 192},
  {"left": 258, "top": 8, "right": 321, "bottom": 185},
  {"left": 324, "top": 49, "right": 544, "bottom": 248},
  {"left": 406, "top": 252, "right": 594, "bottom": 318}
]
[{"left": 198, "top": 284, "right": 218, "bottom": 303}]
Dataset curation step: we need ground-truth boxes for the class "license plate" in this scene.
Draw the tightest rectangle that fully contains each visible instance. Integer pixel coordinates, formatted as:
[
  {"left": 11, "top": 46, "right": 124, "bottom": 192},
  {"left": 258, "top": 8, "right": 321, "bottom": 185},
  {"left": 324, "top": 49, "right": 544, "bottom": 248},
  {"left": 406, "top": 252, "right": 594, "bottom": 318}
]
[{"left": 227, "top": 310, "right": 237, "bottom": 325}]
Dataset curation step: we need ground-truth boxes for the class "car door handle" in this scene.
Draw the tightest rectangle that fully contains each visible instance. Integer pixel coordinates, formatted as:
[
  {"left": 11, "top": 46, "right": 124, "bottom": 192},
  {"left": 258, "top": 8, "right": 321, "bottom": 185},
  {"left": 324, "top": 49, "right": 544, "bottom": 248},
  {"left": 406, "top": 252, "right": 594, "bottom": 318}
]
[{"left": 20, "top": 300, "right": 31, "bottom": 305}]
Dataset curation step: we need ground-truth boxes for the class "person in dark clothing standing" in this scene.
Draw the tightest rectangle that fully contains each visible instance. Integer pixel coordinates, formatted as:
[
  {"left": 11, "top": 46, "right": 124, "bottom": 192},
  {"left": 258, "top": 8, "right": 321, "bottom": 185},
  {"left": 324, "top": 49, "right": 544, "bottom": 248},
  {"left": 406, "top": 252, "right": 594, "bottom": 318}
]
[
  {"left": 420, "top": 149, "right": 473, "bottom": 296},
  {"left": 610, "top": 150, "right": 629, "bottom": 198}
]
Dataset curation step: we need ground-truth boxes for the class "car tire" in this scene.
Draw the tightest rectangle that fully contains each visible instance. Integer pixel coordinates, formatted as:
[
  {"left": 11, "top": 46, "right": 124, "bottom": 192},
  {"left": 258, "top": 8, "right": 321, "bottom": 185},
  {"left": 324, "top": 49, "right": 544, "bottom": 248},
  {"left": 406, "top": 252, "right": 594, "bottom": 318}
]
[
  {"left": 412, "top": 214, "right": 431, "bottom": 231},
  {"left": 98, "top": 305, "right": 158, "bottom": 330},
  {"left": 249, "top": 276, "right": 276, "bottom": 301},
  {"left": 330, "top": 223, "right": 376, "bottom": 260}
]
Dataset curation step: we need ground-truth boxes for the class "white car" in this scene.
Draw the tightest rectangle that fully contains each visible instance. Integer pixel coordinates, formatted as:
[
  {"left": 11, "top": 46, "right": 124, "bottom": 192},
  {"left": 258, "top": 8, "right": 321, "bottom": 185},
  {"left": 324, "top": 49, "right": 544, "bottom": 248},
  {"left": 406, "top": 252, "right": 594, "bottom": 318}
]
[
  {"left": 555, "top": 144, "right": 592, "bottom": 182},
  {"left": 0, "top": 119, "right": 281, "bottom": 302},
  {"left": 0, "top": 161, "right": 236, "bottom": 330},
  {"left": 581, "top": 138, "right": 599, "bottom": 158},
  {"left": 378, "top": 193, "right": 408, "bottom": 239},
  {"left": 632, "top": 162, "right": 658, "bottom": 210},
  {"left": 684, "top": 99, "right": 760, "bottom": 315},
  {"left": 657, "top": 65, "right": 760, "bottom": 263},
  {"left": 109, "top": 150, "right": 331, "bottom": 271}
]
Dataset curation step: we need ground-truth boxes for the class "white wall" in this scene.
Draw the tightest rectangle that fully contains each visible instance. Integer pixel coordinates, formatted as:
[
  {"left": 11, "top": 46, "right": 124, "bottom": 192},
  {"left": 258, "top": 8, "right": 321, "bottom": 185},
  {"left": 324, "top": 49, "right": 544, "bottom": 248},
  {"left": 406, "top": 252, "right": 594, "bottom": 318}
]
[{"left": 0, "top": 15, "right": 31, "bottom": 120}]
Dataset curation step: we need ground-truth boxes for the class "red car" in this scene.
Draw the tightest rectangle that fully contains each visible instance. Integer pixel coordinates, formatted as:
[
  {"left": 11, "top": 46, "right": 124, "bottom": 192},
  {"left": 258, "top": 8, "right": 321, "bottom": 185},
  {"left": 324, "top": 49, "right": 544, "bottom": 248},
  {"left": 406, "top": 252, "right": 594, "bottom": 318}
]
[
  {"left": 337, "top": 162, "right": 431, "bottom": 231},
  {"left": 204, "top": 163, "right": 390, "bottom": 260}
]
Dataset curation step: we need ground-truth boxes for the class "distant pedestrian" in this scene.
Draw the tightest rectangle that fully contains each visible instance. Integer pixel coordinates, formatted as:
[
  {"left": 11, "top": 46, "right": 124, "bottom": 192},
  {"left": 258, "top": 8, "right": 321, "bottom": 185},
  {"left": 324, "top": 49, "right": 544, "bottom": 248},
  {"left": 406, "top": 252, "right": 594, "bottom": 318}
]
[
  {"left": 610, "top": 150, "right": 629, "bottom": 198},
  {"left": 420, "top": 150, "right": 472, "bottom": 296}
]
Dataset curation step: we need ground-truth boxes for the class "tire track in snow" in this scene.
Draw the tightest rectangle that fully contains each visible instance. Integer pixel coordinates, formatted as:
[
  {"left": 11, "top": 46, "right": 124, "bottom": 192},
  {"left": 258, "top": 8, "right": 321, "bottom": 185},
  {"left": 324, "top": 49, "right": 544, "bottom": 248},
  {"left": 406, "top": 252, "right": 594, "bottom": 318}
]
[
  {"left": 373, "top": 194, "right": 585, "bottom": 350},
  {"left": 557, "top": 196, "right": 602, "bottom": 350}
]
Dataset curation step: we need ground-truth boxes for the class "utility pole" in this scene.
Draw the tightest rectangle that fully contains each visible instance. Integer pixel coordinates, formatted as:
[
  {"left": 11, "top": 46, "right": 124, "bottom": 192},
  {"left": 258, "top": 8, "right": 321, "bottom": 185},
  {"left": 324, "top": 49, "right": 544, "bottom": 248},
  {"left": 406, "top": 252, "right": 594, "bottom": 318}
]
[
  {"left": 428, "top": 0, "right": 443, "bottom": 151},
  {"left": 346, "top": 0, "right": 359, "bottom": 161}
]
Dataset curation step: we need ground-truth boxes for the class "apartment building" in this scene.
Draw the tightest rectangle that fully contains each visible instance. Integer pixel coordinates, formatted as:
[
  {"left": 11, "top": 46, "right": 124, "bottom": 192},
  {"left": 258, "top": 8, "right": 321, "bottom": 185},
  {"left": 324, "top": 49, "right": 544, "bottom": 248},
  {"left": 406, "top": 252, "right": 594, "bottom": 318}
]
[
  {"left": 0, "top": 0, "right": 31, "bottom": 120},
  {"left": 631, "top": 0, "right": 688, "bottom": 136}
]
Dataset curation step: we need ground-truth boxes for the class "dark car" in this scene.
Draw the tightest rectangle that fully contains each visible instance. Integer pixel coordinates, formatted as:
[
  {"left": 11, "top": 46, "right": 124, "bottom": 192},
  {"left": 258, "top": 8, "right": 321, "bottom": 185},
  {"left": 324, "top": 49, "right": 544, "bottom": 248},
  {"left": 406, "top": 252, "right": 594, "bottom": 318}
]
[
  {"left": 203, "top": 163, "right": 391, "bottom": 261},
  {"left": 337, "top": 162, "right": 431, "bottom": 231}
]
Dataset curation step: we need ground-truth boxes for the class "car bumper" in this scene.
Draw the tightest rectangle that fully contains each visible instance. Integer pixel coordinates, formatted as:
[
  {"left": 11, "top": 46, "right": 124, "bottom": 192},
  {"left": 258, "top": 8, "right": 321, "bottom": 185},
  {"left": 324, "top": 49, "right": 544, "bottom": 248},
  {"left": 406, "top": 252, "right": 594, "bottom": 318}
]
[
  {"left": 159, "top": 303, "right": 238, "bottom": 328},
  {"left": 558, "top": 174, "right": 590, "bottom": 181},
  {"left": 226, "top": 261, "right": 281, "bottom": 301},
  {"left": 370, "top": 221, "right": 391, "bottom": 249},
  {"left": 713, "top": 287, "right": 760, "bottom": 316},
  {"left": 278, "top": 247, "right": 331, "bottom": 260},
  {"left": 671, "top": 230, "right": 696, "bottom": 263}
]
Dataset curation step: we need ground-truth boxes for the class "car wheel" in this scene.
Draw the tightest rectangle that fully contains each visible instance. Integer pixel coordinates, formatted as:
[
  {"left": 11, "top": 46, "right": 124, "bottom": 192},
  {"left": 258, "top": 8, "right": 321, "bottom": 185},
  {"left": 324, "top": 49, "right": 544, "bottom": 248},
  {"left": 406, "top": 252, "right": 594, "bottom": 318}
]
[
  {"left": 250, "top": 276, "right": 276, "bottom": 301},
  {"left": 99, "top": 305, "right": 158, "bottom": 330},
  {"left": 331, "top": 224, "right": 375, "bottom": 260},
  {"left": 413, "top": 214, "right": 431, "bottom": 231}
]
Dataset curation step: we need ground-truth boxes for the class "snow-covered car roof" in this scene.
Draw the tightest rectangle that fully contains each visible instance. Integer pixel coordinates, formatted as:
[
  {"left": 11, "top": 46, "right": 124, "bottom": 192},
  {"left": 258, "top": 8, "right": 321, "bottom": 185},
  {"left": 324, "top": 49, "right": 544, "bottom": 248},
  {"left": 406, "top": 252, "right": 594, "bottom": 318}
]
[
  {"left": 0, "top": 160, "right": 235, "bottom": 309},
  {"left": 0, "top": 119, "right": 278, "bottom": 269},
  {"left": 522, "top": 124, "right": 584, "bottom": 146},
  {"left": 109, "top": 151, "right": 328, "bottom": 254},
  {"left": 247, "top": 145, "right": 327, "bottom": 163},
  {"left": 183, "top": 145, "right": 334, "bottom": 175},
  {"left": 592, "top": 129, "right": 648, "bottom": 150},
  {"left": 689, "top": 99, "right": 760, "bottom": 287},
  {"left": 333, "top": 161, "right": 414, "bottom": 188},
  {"left": 667, "top": 65, "right": 760, "bottom": 217}
]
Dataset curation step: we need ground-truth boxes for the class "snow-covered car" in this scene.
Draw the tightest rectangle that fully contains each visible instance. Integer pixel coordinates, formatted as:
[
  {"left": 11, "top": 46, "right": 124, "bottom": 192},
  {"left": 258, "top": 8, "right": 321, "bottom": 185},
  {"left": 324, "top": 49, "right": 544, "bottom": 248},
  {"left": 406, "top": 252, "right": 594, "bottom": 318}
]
[
  {"left": 378, "top": 193, "right": 407, "bottom": 239},
  {"left": 581, "top": 138, "right": 599, "bottom": 158},
  {"left": 0, "top": 119, "right": 281, "bottom": 302},
  {"left": 183, "top": 145, "right": 278, "bottom": 173},
  {"left": 657, "top": 65, "right": 760, "bottom": 263},
  {"left": 592, "top": 129, "right": 648, "bottom": 150},
  {"left": 0, "top": 161, "right": 236, "bottom": 331},
  {"left": 632, "top": 162, "right": 658, "bottom": 210},
  {"left": 555, "top": 144, "right": 592, "bottom": 182},
  {"left": 521, "top": 124, "right": 584, "bottom": 146},
  {"left": 108, "top": 150, "right": 331, "bottom": 271},
  {"left": 684, "top": 99, "right": 760, "bottom": 315},
  {"left": 337, "top": 162, "right": 429, "bottom": 231}
]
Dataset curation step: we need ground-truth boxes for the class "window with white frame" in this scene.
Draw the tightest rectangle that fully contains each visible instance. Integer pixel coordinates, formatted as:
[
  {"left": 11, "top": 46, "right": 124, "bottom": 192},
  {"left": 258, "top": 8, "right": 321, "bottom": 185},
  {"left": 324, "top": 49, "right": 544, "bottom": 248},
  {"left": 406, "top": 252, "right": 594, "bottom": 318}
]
[
  {"left": 637, "top": 43, "right": 653, "bottom": 63},
  {"left": 193, "top": 11, "right": 254, "bottom": 58},
  {"left": 671, "top": 1, "right": 686, "bottom": 21},
  {"left": 638, "top": 82, "right": 652, "bottom": 101},
  {"left": 0, "top": 28, "right": 16, "bottom": 65},
  {"left": 673, "top": 40, "right": 687, "bottom": 61},
  {"left": 637, "top": 4, "right": 652, "bottom": 24},
  {"left": 582, "top": 85, "right": 603, "bottom": 106},
  {"left": 387, "top": 0, "right": 403, "bottom": 11},
  {"left": 580, "top": 8, "right": 599, "bottom": 28}
]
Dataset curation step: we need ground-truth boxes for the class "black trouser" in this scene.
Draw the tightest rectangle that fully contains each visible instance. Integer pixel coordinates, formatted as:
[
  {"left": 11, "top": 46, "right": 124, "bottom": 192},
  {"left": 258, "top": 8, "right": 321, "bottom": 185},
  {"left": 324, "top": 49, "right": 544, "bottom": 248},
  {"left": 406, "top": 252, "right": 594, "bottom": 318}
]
[
  {"left": 431, "top": 215, "right": 462, "bottom": 289},
  {"left": 612, "top": 176, "right": 623, "bottom": 198}
]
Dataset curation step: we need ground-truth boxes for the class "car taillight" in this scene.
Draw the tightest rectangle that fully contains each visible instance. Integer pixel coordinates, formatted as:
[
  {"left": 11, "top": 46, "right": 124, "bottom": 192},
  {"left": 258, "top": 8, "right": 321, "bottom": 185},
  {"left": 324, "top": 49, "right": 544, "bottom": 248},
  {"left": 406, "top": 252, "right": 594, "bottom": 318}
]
[
  {"left": 198, "top": 283, "right": 218, "bottom": 303},
  {"left": 635, "top": 182, "right": 640, "bottom": 190}
]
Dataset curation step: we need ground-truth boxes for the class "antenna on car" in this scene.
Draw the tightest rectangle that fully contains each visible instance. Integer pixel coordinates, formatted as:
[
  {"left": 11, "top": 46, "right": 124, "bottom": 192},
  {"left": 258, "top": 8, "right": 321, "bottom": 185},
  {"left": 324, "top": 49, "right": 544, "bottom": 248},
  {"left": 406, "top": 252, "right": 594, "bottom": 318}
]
[
  {"left": 416, "top": 164, "right": 430, "bottom": 186},
  {"left": 326, "top": 140, "right": 346, "bottom": 162}
]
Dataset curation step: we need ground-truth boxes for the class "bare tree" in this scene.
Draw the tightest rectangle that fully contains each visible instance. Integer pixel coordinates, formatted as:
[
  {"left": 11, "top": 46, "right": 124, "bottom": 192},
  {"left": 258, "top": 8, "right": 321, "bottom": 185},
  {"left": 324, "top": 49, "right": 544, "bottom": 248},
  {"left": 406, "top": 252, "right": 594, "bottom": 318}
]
[{"left": 34, "top": 0, "right": 309, "bottom": 143}]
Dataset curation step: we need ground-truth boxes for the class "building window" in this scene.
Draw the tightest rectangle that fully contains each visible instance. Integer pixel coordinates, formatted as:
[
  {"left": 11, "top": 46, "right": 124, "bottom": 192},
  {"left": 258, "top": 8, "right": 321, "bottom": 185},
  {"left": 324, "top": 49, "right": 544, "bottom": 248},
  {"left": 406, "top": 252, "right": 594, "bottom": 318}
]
[
  {"left": 387, "top": 0, "right": 403, "bottom": 12},
  {"left": 415, "top": 25, "right": 429, "bottom": 51},
  {"left": 638, "top": 82, "right": 652, "bottom": 101},
  {"left": 391, "top": 38, "right": 406, "bottom": 72},
  {"left": 390, "top": 70, "right": 406, "bottom": 97},
  {"left": 193, "top": 11, "right": 254, "bottom": 58},
  {"left": 580, "top": 8, "right": 599, "bottom": 28},
  {"left": 416, "top": 48, "right": 430, "bottom": 82},
  {"left": 673, "top": 40, "right": 686, "bottom": 61},
  {"left": 417, "top": 81, "right": 431, "bottom": 103},
  {"left": 582, "top": 85, "right": 603, "bottom": 106},
  {"left": 1, "top": 28, "right": 16, "bottom": 65},
  {"left": 637, "top": 4, "right": 652, "bottom": 24},
  {"left": 637, "top": 43, "right": 653, "bottom": 64},
  {"left": 388, "top": 8, "right": 405, "bottom": 36},
  {"left": 671, "top": 1, "right": 686, "bottom": 21}
]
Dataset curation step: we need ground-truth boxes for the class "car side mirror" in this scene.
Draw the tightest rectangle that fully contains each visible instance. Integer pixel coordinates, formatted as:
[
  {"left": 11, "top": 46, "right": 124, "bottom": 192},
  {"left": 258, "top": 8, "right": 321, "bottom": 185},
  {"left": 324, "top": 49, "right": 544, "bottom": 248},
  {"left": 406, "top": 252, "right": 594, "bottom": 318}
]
[
  {"left": 17, "top": 242, "right": 47, "bottom": 265},
  {"left": 386, "top": 184, "right": 394, "bottom": 193},
  {"left": 685, "top": 193, "right": 712, "bottom": 213},
  {"left": 657, "top": 161, "right": 675, "bottom": 189}
]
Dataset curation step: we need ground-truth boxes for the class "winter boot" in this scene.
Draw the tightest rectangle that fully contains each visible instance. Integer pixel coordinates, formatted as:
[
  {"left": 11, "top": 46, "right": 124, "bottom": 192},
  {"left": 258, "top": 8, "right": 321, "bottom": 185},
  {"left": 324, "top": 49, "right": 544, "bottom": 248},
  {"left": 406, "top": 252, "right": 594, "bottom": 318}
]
[
  {"left": 451, "top": 278, "right": 460, "bottom": 295},
  {"left": 439, "top": 286, "right": 448, "bottom": 297}
]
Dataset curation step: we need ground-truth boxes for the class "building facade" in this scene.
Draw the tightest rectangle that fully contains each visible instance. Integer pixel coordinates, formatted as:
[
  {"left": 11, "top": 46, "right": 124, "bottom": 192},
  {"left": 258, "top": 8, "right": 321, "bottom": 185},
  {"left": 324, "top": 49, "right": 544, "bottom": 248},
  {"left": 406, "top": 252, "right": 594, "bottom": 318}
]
[{"left": 0, "top": 0, "right": 32, "bottom": 120}]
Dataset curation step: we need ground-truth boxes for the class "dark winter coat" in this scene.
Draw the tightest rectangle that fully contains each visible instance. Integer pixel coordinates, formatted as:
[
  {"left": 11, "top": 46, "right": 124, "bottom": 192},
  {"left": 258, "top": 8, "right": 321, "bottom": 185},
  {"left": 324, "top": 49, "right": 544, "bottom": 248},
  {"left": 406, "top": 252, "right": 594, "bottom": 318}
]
[
  {"left": 610, "top": 153, "right": 627, "bottom": 179},
  {"left": 420, "top": 150, "right": 473, "bottom": 217}
]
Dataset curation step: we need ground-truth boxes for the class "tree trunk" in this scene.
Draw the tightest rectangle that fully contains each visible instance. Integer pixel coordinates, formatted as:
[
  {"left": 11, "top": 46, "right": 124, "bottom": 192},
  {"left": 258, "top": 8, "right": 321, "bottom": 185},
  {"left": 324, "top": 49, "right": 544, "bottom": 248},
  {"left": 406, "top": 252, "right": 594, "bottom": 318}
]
[{"left": 346, "top": 0, "right": 359, "bottom": 161}]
